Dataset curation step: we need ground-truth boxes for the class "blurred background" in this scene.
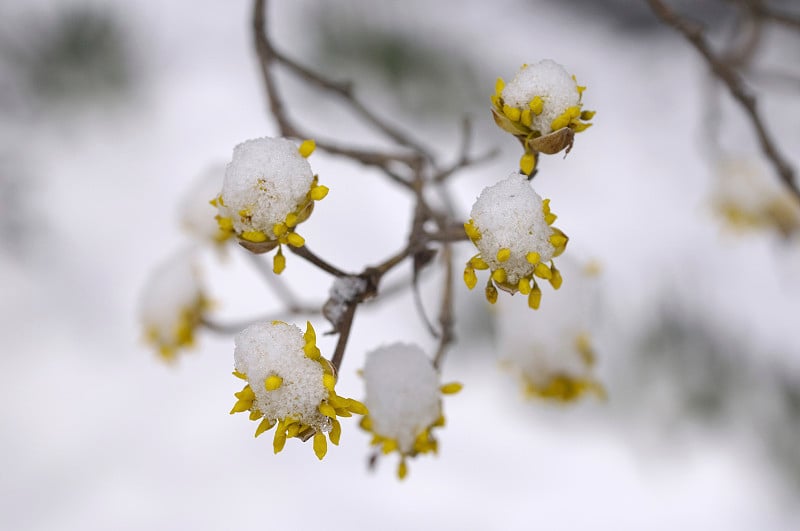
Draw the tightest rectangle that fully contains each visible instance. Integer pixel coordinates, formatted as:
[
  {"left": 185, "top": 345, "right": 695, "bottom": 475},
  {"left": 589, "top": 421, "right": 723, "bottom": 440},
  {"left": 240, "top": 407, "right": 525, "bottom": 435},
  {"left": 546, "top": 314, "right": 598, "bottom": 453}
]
[{"left": 1, "top": 0, "right": 799, "bottom": 529}]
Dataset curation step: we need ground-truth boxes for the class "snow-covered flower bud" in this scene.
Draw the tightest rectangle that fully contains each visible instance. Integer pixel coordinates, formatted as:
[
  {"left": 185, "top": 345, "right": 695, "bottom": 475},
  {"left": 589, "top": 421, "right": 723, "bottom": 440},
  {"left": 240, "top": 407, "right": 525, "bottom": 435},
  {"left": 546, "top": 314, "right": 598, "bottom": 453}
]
[
  {"left": 179, "top": 163, "right": 229, "bottom": 245},
  {"left": 230, "top": 320, "right": 367, "bottom": 460},
  {"left": 140, "top": 251, "right": 209, "bottom": 362},
  {"left": 360, "top": 343, "right": 462, "bottom": 480},
  {"left": 497, "top": 257, "right": 604, "bottom": 402},
  {"left": 463, "top": 173, "right": 568, "bottom": 310},
  {"left": 213, "top": 137, "right": 329, "bottom": 273},
  {"left": 711, "top": 156, "right": 800, "bottom": 237},
  {"left": 491, "top": 60, "right": 594, "bottom": 175}
]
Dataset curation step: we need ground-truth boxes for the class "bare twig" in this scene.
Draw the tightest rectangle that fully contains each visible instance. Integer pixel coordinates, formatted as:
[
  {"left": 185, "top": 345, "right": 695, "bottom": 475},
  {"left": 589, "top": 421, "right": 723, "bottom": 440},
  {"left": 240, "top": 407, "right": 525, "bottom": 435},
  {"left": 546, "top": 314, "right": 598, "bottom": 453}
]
[
  {"left": 647, "top": 0, "right": 799, "bottom": 203},
  {"left": 252, "top": 0, "right": 420, "bottom": 179},
  {"left": 288, "top": 245, "right": 350, "bottom": 277},
  {"left": 433, "top": 243, "right": 455, "bottom": 369},
  {"left": 752, "top": 4, "right": 800, "bottom": 30},
  {"left": 330, "top": 303, "right": 357, "bottom": 373},
  {"left": 434, "top": 117, "right": 500, "bottom": 182},
  {"left": 201, "top": 307, "right": 320, "bottom": 335}
]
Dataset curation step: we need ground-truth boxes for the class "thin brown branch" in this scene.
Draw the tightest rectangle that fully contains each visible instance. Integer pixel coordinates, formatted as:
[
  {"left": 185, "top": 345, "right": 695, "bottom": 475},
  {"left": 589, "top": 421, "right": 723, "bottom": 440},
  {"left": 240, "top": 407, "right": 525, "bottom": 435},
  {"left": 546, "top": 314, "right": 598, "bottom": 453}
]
[
  {"left": 433, "top": 243, "right": 455, "bottom": 369},
  {"left": 252, "top": 0, "right": 420, "bottom": 178},
  {"left": 753, "top": 5, "right": 800, "bottom": 29},
  {"left": 201, "top": 307, "right": 320, "bottom": 335},
  {"left": 271, "top": 49, "right": 435, "bottom": 162},
  {"left": 288, "top": 245, "right": 350, "bottom": 277},
  {"left": 434, "top": 117, "right": 500, "bottom": 182},
  {"left": 647, "top": 0, "right": 799, "bottom": 203},
  {"left": 330, "top": 303, "right": 357, "bottom": 373},
  {"left": 243, "top": 251, "right": 305, "bottom": 311}
]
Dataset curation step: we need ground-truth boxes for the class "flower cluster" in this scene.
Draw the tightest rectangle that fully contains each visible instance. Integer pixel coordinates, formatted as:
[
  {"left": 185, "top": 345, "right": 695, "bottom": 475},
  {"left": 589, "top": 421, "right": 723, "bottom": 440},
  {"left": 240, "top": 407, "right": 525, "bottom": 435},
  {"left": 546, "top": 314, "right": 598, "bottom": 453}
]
[
  {"left": 140, "top": 251, "right": 209, "bottom": 362},
  {"left": 464, "top": 173, "right": 568, "bottom": 309},
  {"left": 496, "top": 258, "right": 604, "bottom": 402},
  {"left": 359, "top": 343, "right": 461, "bottom": 479},
  {"left": 230, "top": 320, "right": 367, "bottom": 459},
  {"left": 213, "top": 137, "right": 329, "bottom": 272},
  {"left": 491, "top": 60, "right": 594, "bottom": 175}
]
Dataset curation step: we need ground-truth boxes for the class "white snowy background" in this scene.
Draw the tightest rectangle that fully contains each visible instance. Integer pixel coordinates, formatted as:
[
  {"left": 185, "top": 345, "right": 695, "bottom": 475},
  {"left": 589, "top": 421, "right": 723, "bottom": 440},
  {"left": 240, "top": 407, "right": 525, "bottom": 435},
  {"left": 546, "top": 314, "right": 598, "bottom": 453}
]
[{"left": 1, "top": 0, "right": 799, "bottom": 530}]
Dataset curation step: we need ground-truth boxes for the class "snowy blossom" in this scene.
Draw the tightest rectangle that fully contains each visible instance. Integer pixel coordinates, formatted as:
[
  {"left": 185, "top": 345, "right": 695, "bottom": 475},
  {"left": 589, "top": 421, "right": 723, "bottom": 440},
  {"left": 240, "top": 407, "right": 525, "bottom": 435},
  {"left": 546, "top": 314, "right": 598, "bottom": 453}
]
[
  {"left": 179, "top": 163, "right": 229, "bottom": 245},
  {"left": 497, "top": 257, "right": 604, "bottom": 402},
  {"left": 360, "top": 343, "right": 461, "bottom": 479},
  {"left": 711, "top": 156, "right": 800, "bottom": 237},
  {"left": 213, "top": 137, "right": 329, "bottom": 272},
  {"left": 140, "top": 250, "right": 208, "bottom": 362},
  {"left": 463, "top": 173, "right": 568, "bottom": 309},
  {"left": 230, "top": 320, "right": 367, "bottom": 460},
  {"left": 491, "top": 60, "right": 594, "bottom": 175}
]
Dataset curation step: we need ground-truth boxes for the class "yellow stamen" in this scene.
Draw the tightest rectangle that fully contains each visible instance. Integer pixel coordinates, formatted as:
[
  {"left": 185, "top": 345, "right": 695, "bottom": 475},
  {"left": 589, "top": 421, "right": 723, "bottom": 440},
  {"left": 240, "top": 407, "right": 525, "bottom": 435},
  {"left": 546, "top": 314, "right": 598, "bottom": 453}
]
[
  {"left": 528, "top": 283, "right": 542, "bottom": 309},
  {"left": 526, "top": 252, "right": 541, "bottom": 265},
  {"left": 469, "top": 256, "right": 489, "bottom": 270},
  {"left": 440, "top": 382, "right": 463, "bottom": 394},
  {"left": 549, "top": 263, "right": 563, "bottom": 290},
  {"left": 273, "top": 248, "right": 286, "bottom": 274},
  {"left": 485, "top": 281, "right": 498, "bottom": 304},
  {"left": 521, "top": 108, "right": 532, "bottom": 127},
  {"left": 464, "top": 220, "right": 481, "bottom": 241},
  {"left": 286, "top": 232, "right": 305, "bottom": 247},
  {"left": 518, "top": 277, "right": 532, "bottom": 295},
  {"left": 520, "top": 152, "right": 536, "bottom": 175},
  {"left": 398, "top": 459, "right": 408, "bottom": 480},
  {"left": 265, "top": 374, "right": 283, "bottom": 391},
  {"left": 298, "top": 139, "right": 316, "bottom": 158},
  {"left": 463, "top": 266, "right": 477, "bottom": 290},
  {"left": 549, "top": 234, "right": 568, "bottom": 248},
  {"left": 329, "top": 419, "right": 342, "bottom": 445},
  {"left": 319, "top": 402, "right": 337, "bottom": 418},
  {"left": 272, "top": 223, "right": 288, "bottom": 237},
  {"left": 254, "top": 417, "right": 275, "bottom": 437},
  {"left": 494, "top": 77, "right": 505, "bottom": 96},
  {"left": 310, "top": 185, "right": 329, "bottom": 201},
  {"left": 313, "top": 431, "right": 327, "bottom": 460},
  {"left": 502, "top": 104, "right": 521, "bottom": 122},
  {"left": 284, "top": 212, "right": 299, "bottom": 227},
  {"left": 529, "top": 96, "right": 544, "bottom": 115},
  {"left": 491, "top": 268, "right": 507, "bottom": 283},
  {"left": 496, "top": 248, "right": 511, "bottom": 262},
  {"left": 534, "top": 262, "right": 552, "bottom": 279},
  {"left": 241, "top": 230, "right": 267, "bottom": 243}
]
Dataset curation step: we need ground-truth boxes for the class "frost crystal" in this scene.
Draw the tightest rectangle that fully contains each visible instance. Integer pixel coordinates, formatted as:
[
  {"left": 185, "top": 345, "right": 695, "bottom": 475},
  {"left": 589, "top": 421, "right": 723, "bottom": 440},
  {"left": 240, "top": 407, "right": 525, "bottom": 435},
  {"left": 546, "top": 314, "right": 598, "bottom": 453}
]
[
  {"left": 464, "top": 173, "right": 568, "bottom": 309},
  {"left": 497, "top": 257, "right": 604, "bottom": 402},
  {"left": 179, "top": 163, "right": 227, "bottom": 244},
  {"left": 140, "top": 250, "right": 207, "bottom": 361}
]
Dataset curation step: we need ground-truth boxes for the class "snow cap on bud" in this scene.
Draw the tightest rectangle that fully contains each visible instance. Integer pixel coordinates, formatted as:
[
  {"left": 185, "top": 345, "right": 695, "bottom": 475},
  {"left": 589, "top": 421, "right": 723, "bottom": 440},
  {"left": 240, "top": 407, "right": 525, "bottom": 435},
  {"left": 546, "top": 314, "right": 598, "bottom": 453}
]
[
  {"left": 463, "top": 173, "right": 568, "bottom": 310},
  {"left": 360, "top": 343, "right": 461, "bottom": 479},
  {"left": 140, "top": 250, "right": 208, "bottom": 362},
  {"left": 214, "top": 137, "right": 328, "bottom": 270},
  {"left": 230, "top": 320, "right": 366, "bottom": 460}
]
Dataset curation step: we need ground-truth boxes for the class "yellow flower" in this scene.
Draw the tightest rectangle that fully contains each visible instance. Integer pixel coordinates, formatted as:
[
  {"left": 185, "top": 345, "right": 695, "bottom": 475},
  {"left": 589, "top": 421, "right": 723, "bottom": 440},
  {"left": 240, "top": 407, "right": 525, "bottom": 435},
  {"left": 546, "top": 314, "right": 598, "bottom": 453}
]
[
  {"left": 359, "top": 343, "right": 461, "bottom": 479},
  {"left": 230, "top": 320, "right": 366, "bottom": 460},
  {"left": 491, "top": 60, "right": 594, "bottom": 175},
  {"left": 463, "top": 174, "right": 568, "bottom": 310},
  {"left": 140, "top": 252, "right": 209, "bottom": 363},
  {"left": 214, "top": 137, "right": 329, "bottom": 273}
]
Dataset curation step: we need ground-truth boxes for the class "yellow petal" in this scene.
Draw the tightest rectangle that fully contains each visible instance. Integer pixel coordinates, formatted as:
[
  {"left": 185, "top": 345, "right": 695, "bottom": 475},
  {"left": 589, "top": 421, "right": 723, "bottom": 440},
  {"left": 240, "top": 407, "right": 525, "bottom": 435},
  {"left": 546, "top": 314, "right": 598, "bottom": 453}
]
[
  {"left": 494, "top": 77, "right": 505, "bottom": 96},
  {"left": 534, "top": 262, "right": 552, "bottom": 279},
  {"left": 398, "top": 459, "right": 408, "bottom": 480},
  {"left": 265, "top": 374, "right": 283, "bottom": 391},
  {"left": 485, "top": 281, "right": 498, "bottom": 304},
  {"left": 496, "top": 248, "right": 511, "bottom": 262},
  {"left": 310, "top": 185, "right": 329, "bottom": 201},
  {"left": 241, "top": 230, "right": 267, "bottom": 243},
  {"left": 526, "top": 252, "right": 540, "bottom": 265},
  {"left": 254, "top": 417, "right": 275, "bottom": 437},
  {"left": 549, "top": 264, "right": 563, "bottom": 290},
  {"left": 520, "top": 152, "right": 536, "bottom": 176},
  {"left": 313, "top": 431, "right": 327, "bottom": 460},
  {"left": 346, "top": 398, "right": 368, "bottom": 415},
  {"left": 298, "top": 139, "right": 316, "bottom": 158},
  {"left": 272, "top": 223, "right": 288, "bottom": 237},
  {"left": 329, "top": 419, "right": 342, "bottom": 445},
  {"left": 518, "top": 277, "right": 532, "bottom": 295},
  {"left": 529, "top": 96, "right": 544, "bottom": 115},
  {"left": 528, "top": 283, "right": 542, "bottom": 310},
  {"left": 463, "top": 266, "right": 477, "bottom": 290},
  {"left": 440, "top": 382, "right": 463, "bottom": 394},
  {"left": 319, "top": 402, "right": 337, "bottom": 418},
  {"left": 491, "top": 268, "right": 506, "bottom": 283},
  {"left": 286, "top": 232, "right": 305, "bottom": 247},
  {"left": 273, "top": 249, "right": 286, "bottom": 274},
  {"left": 502, "top": 104, "right": 521, "bottom": 122}
]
